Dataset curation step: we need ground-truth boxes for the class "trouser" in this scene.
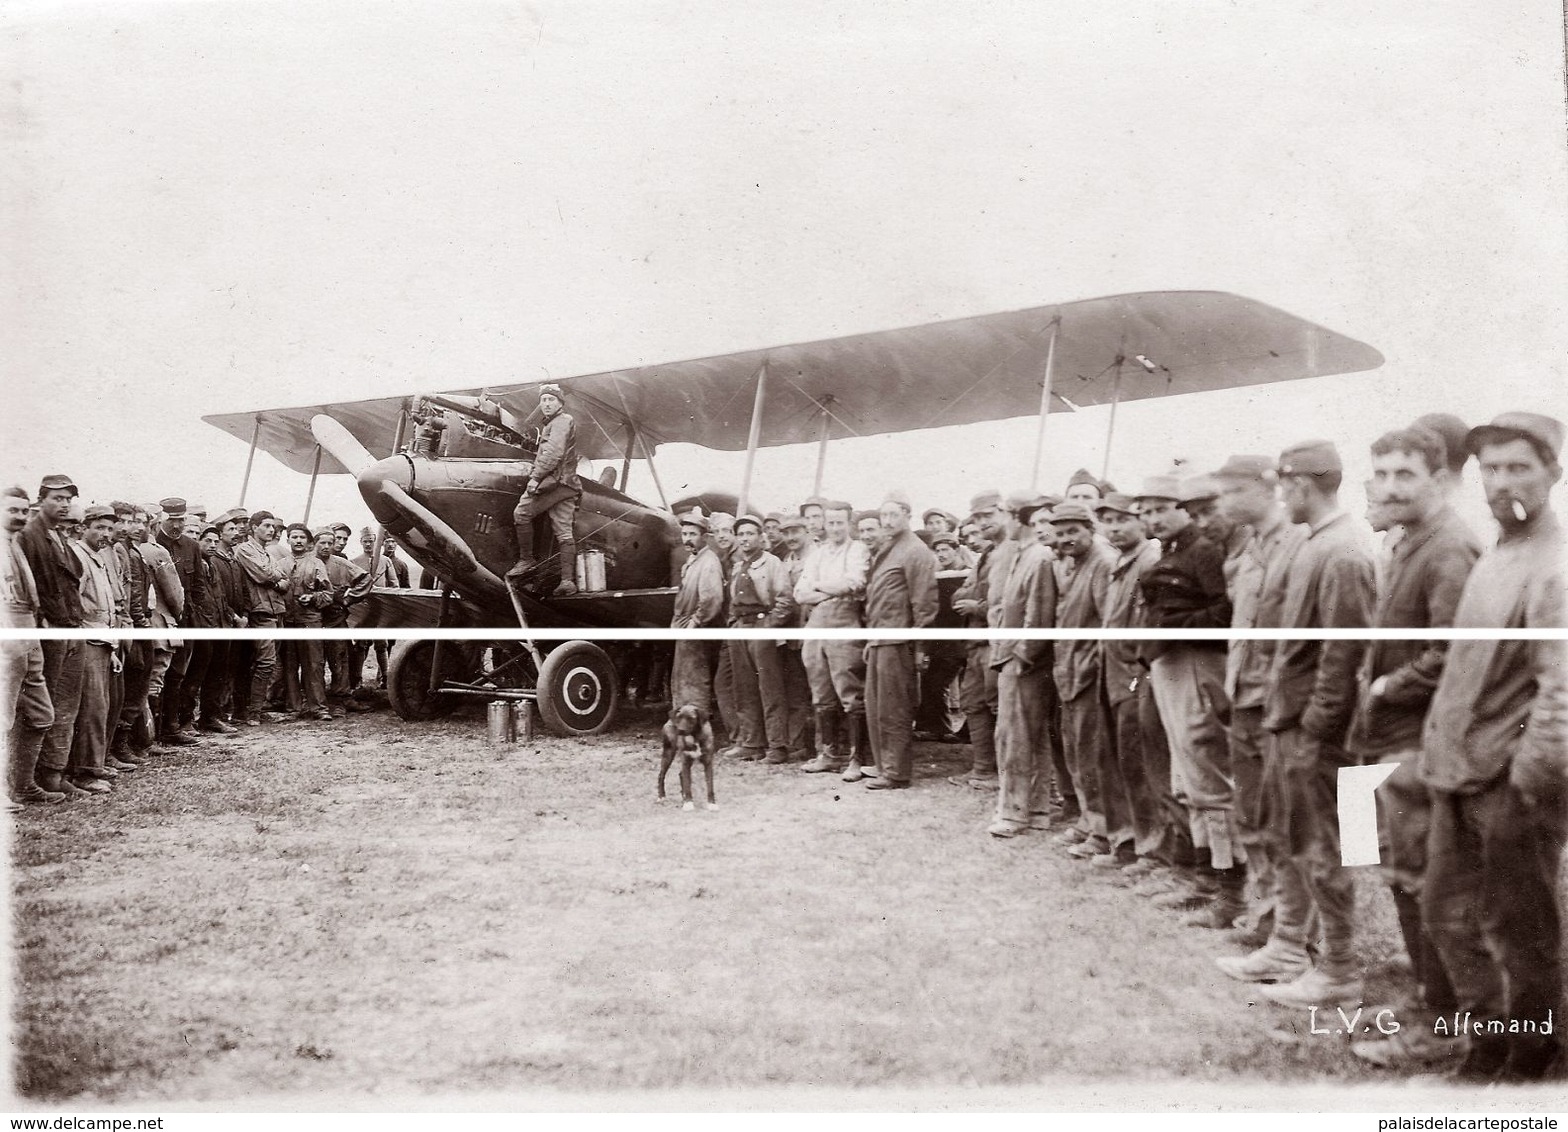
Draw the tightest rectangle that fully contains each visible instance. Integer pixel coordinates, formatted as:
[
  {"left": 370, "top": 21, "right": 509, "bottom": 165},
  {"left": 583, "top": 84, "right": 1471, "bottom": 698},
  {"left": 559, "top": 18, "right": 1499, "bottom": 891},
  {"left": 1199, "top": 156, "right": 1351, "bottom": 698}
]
[
  {"left": 1266, "top": 726, "right": 1355, "bottom": 973},
  {"left": 802, "top": 606, "right": 865, "bottom": 764},
  {"left": 1137, "top": 672, "right": 1190, "bottom": 865},
  {"left": 327, "top": 639, "right": 353, "bottom": 698},
  {"left": 1059, "top": 682, "right": 1117, "bottom": 839},
  {"left": 161, "top": 642, "right": 195, "bottom": 736},
  {"left": 5, "top": 640, "right": 54, "bottom": 794},
  {"left": 1110, "top": 689, "right": 1164, "bottom": 857},
  {"left": 229, "top": 638, "right": 256, "bottom": 720},
  {"left": 38, "top": 639, "right": 85, "bottom": 775},
  {"left": 958, "top": 644, "right": 998, "bottom": 777},
  {"left": 281, "top": 638, "right": 327, "bottom": 714},
  {"left": 670, "top": 639, "right": 715, "bottom": 713},
  {"left": 714, "top": 646, "right": 738, "bottom": 742},
  {"left": 247, "top": 613, "right": 280, "bottom": 716},
  {"left": 1372, "top": 748, "right": 1456, "bottom": 1019},
  {"left": 864, "top": 641, "right": 918, "bottom": 783},
  {"left": 1425, "top": 778, "right": 1563, "bottom": 1057},
  {"left": 1230, "top": 704, "right": 1276, "bottom": 927},
  {"left": 178, "top": 639, "right": 211, "bottom": 725},
  {"left": 781, "top": 644, "right": 813, "bottom": 755},
  {"left": 994, "top": 658, "right": 1053, "bottom": 825},
  {"left": 198, "top": 640, "right": 232, "bottom": 723},
  {"left": 513, "top": 484, "right": 579, "bottom": 583},
  {"left": 118, "top": 640, "right": 153, "bottom": 733},
  {"left": 728, "top": 636, "right": 789, "bottom": 753},
  {"left": 915, "top": 641, "right": 965, "bottom": 735},
  {"left": 67, "top": 642, "right": 115, "bottom": 780},
  {"left": 1149, "top": 647, "right": 1239, "bottom": 868}
]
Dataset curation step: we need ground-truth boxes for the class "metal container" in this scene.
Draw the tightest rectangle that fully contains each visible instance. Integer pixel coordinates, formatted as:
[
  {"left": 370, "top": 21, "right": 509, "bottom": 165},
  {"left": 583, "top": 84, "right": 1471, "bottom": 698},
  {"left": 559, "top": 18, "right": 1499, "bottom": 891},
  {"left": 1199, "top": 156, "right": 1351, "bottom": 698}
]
[
  {"left": 585, "top": 548, "right": 607, "bottom": 592},
  {"left": 574, "top": 550, "right": 588, "bottom": 591},
  {"left": 487, "top": 700, "right": 516, "bottom": 745},
  {"left": 513, "top": 699, "right": 534, "bottom": 742}
]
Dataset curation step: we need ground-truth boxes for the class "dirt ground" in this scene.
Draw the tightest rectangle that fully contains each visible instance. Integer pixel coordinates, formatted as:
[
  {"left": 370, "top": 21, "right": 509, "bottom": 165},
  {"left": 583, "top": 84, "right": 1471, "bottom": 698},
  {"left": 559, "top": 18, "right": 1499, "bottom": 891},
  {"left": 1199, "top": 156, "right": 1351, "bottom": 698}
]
[{"left": 7, "top": 703, "right": 1559, "bottom": 1108}]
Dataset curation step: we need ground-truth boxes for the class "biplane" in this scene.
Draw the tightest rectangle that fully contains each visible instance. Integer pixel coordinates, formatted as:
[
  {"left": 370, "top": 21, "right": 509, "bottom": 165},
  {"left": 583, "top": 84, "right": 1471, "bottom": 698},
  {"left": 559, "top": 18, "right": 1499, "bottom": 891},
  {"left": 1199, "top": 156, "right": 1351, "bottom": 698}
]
[{"left": 203, "top": 289, "right": 1383, "bottom": 735}]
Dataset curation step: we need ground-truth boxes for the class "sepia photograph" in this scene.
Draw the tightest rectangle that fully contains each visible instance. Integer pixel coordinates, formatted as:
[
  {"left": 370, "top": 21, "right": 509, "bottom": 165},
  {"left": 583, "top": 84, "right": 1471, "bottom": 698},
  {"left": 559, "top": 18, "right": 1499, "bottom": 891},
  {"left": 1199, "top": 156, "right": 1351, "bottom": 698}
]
[{"left": 3, "top": 0, "right": 1567, "bottom": 1114}]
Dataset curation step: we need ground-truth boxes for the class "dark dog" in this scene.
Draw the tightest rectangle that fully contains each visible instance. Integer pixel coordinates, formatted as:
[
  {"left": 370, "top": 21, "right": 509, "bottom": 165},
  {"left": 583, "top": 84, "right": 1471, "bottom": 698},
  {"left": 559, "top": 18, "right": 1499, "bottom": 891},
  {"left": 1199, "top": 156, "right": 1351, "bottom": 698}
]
[{"left": 658, "top": 704, "right": 717, "bottom": 811}]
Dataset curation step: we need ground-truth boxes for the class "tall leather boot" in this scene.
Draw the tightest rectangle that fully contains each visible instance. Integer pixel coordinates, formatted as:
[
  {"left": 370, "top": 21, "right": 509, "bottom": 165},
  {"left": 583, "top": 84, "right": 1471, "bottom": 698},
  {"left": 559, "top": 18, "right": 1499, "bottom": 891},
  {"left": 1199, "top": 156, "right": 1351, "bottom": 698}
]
[
  {"left": 801, "top": 705, "right": 842, "bottom": 773},
  {"left": 840, "top": 711, "right": 868, "bottom": 782},
  {"left": 552, "top": 538, "right": 578, "bottom": 596},
  {"left": 506, "top": 521, "right": 536, "bottom": 580},
  {"left": 1186, "top": 864, "right": 1247, "bottom": 929}
]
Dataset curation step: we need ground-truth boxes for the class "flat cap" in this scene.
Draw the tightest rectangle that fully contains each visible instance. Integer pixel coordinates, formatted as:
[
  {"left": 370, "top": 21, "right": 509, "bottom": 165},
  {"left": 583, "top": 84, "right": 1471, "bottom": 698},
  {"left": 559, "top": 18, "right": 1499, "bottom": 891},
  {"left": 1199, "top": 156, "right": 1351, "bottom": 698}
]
[
  {"left": 708, "top": 511, "right": 735, "bottom": 529},
  {"left": 853, "top": 509, "right": 880, "bottom": 525},
  {"left": 330, "top": 521, "right": 353, "bottom": 535},
  {"left": 110, "top": 500, "right": 136, "bottom": 516},
  {"left": 733, "top": 513, "right": 764, "bottom": 533},
  {"left": 158, "top": 496, "right": 188, "bottom": 517},
  {"left": 284, "top": 522, "right": 312, "bottom": 537},
  {"left": 798, "top": 496, "right": 827, "bottom": 513},
  {"left": 311, "top": 525, "right": 335, "bottom": 539},
  {"left": 1004, "top": 489, "right": 1049, "bottom": 512},
  {"left": 82, "top": 503, "right": 116, "bottom": 523},
  {"left": 38, "top": 474, "right": 78, "bottom": 497},
  {"left": 931, "top": 532, "right": 959, "bottom": 548},
  {"left": 779, "top": 514, "right": 807, "bottom": 531},
  {"left": 763, "top": 511, "right": 785, "bottom": 526},
  {"left": 1134, "top": 475, "right": 1182, "bottom": 501},
  {"left": 1047, "top": 501, "right": 1098, "bottom": 525},
  {"left": 1213, "top": 454, "right": 1278, "bottom": 483},
  {"left": 215, "top": 508, "right": 249, "bottom": 527},
  {"left": 200, "top": 525, "right": 221, "bottom": 539},
  {"left": 1466, "top": 411, "right": 1564, "bottom": 463},
  {"left": 1179, "top": 475, "right": 1220, "bottom": 504},
  {"left": 1094, "top": 492, "right": 1140, "bottom": 517},
  {"left": 1277, "top": 440, "right": 1342, "bottom": 477},
  {"left": 969, "top": 489, "right": 1003, "bottom": 515},
  {"left": 677, "top": 507, "right": 710, "bottom": 532},
  {"left": 881, "top": 489, "right": 912, "bottom": 511}
]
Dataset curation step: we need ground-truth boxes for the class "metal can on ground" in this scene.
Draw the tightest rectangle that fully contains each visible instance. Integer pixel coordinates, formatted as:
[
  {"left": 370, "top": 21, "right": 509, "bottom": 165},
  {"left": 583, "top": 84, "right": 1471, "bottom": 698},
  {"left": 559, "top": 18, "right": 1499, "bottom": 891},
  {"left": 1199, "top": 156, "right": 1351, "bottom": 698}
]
[{"left": 487, "top": 700, "right": 516, "bottom": 744}]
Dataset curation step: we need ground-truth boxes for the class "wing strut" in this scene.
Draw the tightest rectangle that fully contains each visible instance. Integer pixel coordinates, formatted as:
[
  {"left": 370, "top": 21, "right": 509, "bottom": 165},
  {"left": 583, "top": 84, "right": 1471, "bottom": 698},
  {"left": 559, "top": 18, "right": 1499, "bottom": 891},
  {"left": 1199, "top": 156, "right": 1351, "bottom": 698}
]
[
  {"left": 301, "top": 445, "right": 323, "bottom": 525},
  {"left": 1028, "top": 317, "right": 1061, "bottom": 491},
  {"left": 237, "top": 416, "right": 260, "bottom": 507},
  {"left": 736, "top": 361, "right": 768, "bottom": 516},
  {"left": 811, "top": 401, "right": 832, "bottom": 498},
  {"left": 1102, "top": 356, "right": 1124, "bottom": 482}
]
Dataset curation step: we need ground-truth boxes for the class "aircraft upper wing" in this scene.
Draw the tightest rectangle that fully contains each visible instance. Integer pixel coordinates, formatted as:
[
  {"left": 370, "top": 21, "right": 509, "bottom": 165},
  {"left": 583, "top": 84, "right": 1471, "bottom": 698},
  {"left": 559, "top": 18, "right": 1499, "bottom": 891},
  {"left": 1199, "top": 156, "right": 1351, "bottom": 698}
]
[{"left": 202, "top": 290, "right": 1383, "bottom": 474}]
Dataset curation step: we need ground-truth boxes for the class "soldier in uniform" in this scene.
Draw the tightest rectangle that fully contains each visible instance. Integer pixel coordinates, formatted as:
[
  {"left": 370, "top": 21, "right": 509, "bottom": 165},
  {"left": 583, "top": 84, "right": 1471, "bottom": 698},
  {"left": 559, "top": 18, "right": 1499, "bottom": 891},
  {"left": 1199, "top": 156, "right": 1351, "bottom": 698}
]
[
  {"left": 725, "top": 514, "right": 796, "bottom": 763},
  {"left": 20, "top": 474, "right": 87, "bottom": 798},
  {"left": 508, "top": 383, "right": 582, "bottom": 596},
  {"left": 670, "top": 509, "right": 724, "bottom": 712}
]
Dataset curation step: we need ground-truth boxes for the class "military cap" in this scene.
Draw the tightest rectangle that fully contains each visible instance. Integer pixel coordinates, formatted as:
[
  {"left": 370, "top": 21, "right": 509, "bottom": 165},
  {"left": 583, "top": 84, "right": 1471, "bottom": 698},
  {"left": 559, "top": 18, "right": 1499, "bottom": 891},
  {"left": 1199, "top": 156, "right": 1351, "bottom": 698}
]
[
  {"left": 1277, "top": 440, "right": 1342, "bottom": 478},
  {"left": 779, "top": 513, "right": 807, "bottom": 531},
  {"left": 881, "top": 489, "right": 912, "bottom": 512},
  {"left": 931, "top": 532, "right": 960, "bottom": 549},
  {"left": 311, "top": 525, "right": 335, "bottom": 540},
  {"left": 250, "top": 509, "right": 277, "bottom": 525},
  {"left": 285, "top": 522, "right": 312, "bottom": 537},
  {"left": 1003, "top": 489, "right": 1048, "bottom": 512},
  {"left": 82, "top": 503, "right": 116, "bottom": 523},
  {"left": 200, "top": 525, "right": 221, "bottom": 539},
  {"left": 158, "top": 497, "right": 188, "bottom": 518},
  {"left": 763, "top": 511, "right": 785, "bottom": 526},
  {"left": 1134, "top": 474, "right": 1182, "bottom": 501},
  {"left": 1412, "top": 412, "right": 1470, "bottom": 471},
  {"left": 798, "top": 496, "right": 827, "bottom": 514},
  {"left": 1179, "top": 475, "right": 1220, "bottom": 504},
  {"left": 330, "top": 521, "right": 353, "bottom": 535},
  {"left": 65, "top": 500, "right": 85, "bottom": 523},
  {"left": 1466, "top": 411, "right": 1564, "bottom": 463},
  {"left": 708, "top": 511, "right": 735, "bottom": 529},
  {"left": 215, "top": 508, "right": 249, "bottom": 527},
  {"left": 677, "top": 507, "right": 710, "bottom": 532},
  {"left": 538, "top": 383, "right": 565, "bottom": 399},
  {"left": 1046, "top": 501, "right": 1098, "bottom": 526},
  {"left": 1094, "top": 492, "right": 1140, "bottom": 517},
  {"left": 38, "top": 474, "right": 78, "bottom": 498},
  {"left": 821, "top": 499, "right": 854, "bottom": 515},
  {"left": 852, "top": 509, "right": 880, "bottom": 526},
  {"left": 110, "top": 500, "right": 136, "bottom": 516},
  {"left": 733, "top": 513, "right": 764, "bottom": 533},
  {"left": 1212, "top": 455, "right": 1277, "bottom": 483},
  {"left": 968, "top": 489, "right": 1003, "bottom": 515},
  {"left": 1066, "top": 467, "right": 1100, "bottom": 490}
]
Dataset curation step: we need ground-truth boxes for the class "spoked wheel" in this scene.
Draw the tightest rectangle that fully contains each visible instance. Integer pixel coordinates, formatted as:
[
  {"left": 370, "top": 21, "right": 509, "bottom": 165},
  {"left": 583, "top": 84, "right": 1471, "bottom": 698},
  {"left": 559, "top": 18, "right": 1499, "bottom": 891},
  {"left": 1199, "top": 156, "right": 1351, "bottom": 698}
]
[
  {"left": 535, "top": 641, "right": 620, "bottom": 737},
  {"left": 386, "top": 639, "right": 465, "bottom": 721}
]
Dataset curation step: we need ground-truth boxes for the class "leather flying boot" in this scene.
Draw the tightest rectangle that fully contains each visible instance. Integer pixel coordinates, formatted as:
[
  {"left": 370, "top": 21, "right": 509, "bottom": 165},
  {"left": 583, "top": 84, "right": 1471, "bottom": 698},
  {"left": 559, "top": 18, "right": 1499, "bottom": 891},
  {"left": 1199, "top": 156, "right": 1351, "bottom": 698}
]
[{"left": 506, "top": 521, "right": 536, "bottom": 580}]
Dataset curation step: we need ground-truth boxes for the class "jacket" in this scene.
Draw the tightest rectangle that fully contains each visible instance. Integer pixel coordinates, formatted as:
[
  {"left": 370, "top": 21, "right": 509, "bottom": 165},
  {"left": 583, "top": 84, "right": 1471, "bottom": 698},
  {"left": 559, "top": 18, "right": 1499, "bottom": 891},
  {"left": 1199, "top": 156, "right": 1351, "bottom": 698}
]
[
  {"left": 1348, "top": 506, "right": 1481, "bottom": 758},
  {"left": 864, "top": 528, "right": 939, "bottom": 639},
  {"left": 989, "top": 540, "right": 1056, "bottom": 672},
  {"left": 234, "top": 538, "right": 289, "bottom": 617},
  {"left": 17, "top": 515, "right": 83, "bottom": 627},
  {"left": 155, "top": 526, "right": 208, "bottom": 629},
  {"left": 1138, "top": 524, "right": 1230, "bottom": 661},
  {"left": 727, "top": 549, "right": 796, "bottom": 628},
  {"left": 531, "top": 411, "right": 581, "bottom": 493},
  {"left": 1102, "top": 538, "right": 1161, "bottom": 706},
  {"left": 673, "top": 545, "right": 726, "bottom": 628},
  {"left": 135, "top": 541, "right": 185, "bottom": 628},
  {"left": 1226, "top": 513, "right": 1305, "bottom": 708},
  {"left": 1053, "top": 541, "right": 1114, "bottom": 700},
  {"left": 1261, "top": 510, "right": 1376, "bottom": 745}
]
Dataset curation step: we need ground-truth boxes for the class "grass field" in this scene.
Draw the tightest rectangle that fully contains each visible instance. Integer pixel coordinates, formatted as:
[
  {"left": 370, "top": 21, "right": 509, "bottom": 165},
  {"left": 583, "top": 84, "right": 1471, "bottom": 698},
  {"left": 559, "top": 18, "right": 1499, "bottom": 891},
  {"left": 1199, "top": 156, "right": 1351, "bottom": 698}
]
[{"left": 8, "top": 703, "right": 1562, "bottom": 1108}]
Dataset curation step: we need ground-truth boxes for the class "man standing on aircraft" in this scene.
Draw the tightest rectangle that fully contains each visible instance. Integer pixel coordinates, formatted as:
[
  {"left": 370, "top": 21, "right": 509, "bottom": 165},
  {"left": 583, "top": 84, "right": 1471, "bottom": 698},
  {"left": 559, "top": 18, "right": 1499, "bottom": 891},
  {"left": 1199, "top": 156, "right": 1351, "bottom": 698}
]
[{"left": 508, "top": 383, "right": 581, "bottom": 597}]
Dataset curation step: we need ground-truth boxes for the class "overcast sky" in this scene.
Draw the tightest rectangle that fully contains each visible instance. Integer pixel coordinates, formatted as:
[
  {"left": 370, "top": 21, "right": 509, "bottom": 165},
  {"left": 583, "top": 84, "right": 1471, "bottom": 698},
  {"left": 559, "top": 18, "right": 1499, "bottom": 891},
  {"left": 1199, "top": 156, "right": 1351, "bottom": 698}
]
[{"left": 5, "top": 1, "right": 1566, "bottom": 533}]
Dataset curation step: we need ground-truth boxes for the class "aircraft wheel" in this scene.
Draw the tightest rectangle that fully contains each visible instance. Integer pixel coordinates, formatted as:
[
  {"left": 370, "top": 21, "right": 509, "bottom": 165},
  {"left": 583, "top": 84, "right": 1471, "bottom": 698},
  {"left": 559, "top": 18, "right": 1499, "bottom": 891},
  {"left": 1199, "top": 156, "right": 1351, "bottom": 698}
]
[
  {"left": 387, "top": 639, "right": 461, "bottom": 722},
  {"left": 535, "top": 641, "right": 620, "bottom": 737}
]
